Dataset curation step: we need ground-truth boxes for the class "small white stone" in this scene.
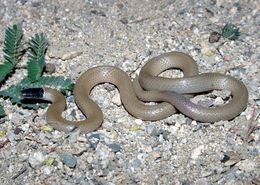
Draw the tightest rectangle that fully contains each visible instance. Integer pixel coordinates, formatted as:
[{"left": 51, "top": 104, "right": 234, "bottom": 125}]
[
  {"left": 21, "top": 123, "right": 30, "bottom": 131},
  {"left": 216, "top": 0, "right": 224, "bottom": 7},
  {"left": 169, "top": 126, "right": 179, "bottom": 136},
  {"left": 8, "top": 113, "right": 13, "bottom": 120},
  {"left": 191, "top": 145, "right": 205, "bottom": 159},
  {"left": 230, "top": 7, "right": 237, "bottom": 15},
  {"left": 8, "top": 165, "right": 14, "bottom": 173},
  {"left": 135, "top": 119, "right": 143, "bottom": 125},
  {"left": 193, "top": 27, "right": 199, "bottom": 35},
  {"left": 111, "top": 93, "right": 121, "bottom": 106},
  {"left": 175, "top": 121, "right": 181, "bottom": 128},
  {"left": 43, "top": 166, "right": 52, "bottom": 175},
  {"left": 48, "top": 46, "right": 83, "bottom": 60},
  {"left": 77, "top": 136, "right": 87, "bottom": 142},
  {"left": 144, "top": 145, "right": 153, "bottom": 153},
  {"left": 28, "top": 152, "right": 46, "bottom": 168},
  {"left": 86, "top": 156, "right": 94, "bottom": 163},
  {"left": 209, "top": 17, "right": 218, "bottom": 23},
  {"left": 57, "top": 161, "right": 63, "bottom": 170},
  {"left": 61, "top": 50, "right": 83, "bottom": 60},
  {"left": 214, "top": 97, "right": 224, "bottom": 105},
  {"left": 150, "top": 151, "right": 161, "bottom": 161}
]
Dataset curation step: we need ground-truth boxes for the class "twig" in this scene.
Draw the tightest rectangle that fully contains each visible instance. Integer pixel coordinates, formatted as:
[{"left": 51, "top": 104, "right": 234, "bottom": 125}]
[
  {"left": 230, "top": 127, "right": 242, "bottom": 131},
  {"left": 12, "top": 167, "right": 27, "bottom": 180},
  {"left": 255, "top": 111, "right": 260, "bottom": 120},
  {"left": 230, "top": 107, "right": 260, "bottom": 142},
  {"left": 213, "top": 32, "right": 237, "bottom": 59},
  {"left": 245, "top": 107, "right": 255, "bottom": 142},
  {"left": 24, "top": 135, "right": 42, "bottom": 144},
  {"left": 129, "top": 17, "right": 150, "bottom": 24},
  {"left": 212, "top": 40, "right": 226, "bottom": 58},
  {"left": 244, "top": 107, "right": 260, "bottom": 142},
  {"left": 223, "top": 64, "right": 245, "bottom": 73},
  {"left": 0, "top": 139, "right": 9, "bottom": 148},
  {"left": 216, "top": 47, "right": 223, "bottom": 58}
]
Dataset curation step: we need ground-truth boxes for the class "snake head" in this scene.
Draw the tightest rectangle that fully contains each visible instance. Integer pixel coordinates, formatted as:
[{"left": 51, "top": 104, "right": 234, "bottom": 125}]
[{"left": 20, "top": 88, "right": 44, "bottom": 99}]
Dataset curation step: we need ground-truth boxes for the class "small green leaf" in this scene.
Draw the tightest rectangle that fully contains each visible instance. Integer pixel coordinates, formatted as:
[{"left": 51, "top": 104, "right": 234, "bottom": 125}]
[
  {"left": 0, "top": 129, "right": 7, "bottom": 136},
  {"left": 0, "top": 24, "right": 23, "bottom": 83},
  {"left": 27, "top": 33, "right": 48, "bottom": 82},
  {"left": 0, "top": 62, "right": 14, "bottom": 82},
  {"left": 41, "top": 125, "right": 53, "bottom": 132},
  {"left": 130, "top": 126, "right": 142, "bottom": 131},
  {"left": 46, "top": 157, "right": 55, "bottom": 166},
  {"left": 222, "top": 23, "right": 240, "bottom": 40}
]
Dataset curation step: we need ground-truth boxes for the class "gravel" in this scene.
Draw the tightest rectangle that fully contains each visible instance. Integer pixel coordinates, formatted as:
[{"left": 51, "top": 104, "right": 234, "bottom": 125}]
[{"left": 0, "top": 0, "right": 259, "bottom": 184}]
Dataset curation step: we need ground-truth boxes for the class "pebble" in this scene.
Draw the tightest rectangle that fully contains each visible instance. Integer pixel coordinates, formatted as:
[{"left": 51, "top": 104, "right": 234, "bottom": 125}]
[
  {"left": 230, "top": 7, "right": 237, "bottom": 15},
  {"left": 95, "top": 146, "right": 111, "bottom": 169},
  {"left": 13, "top": 127, "right": 23, "bottom": 135},
  {"left": 192, "top": 95, "right": 214, "bottom": 107},
  {"left": 107, "top": 143, "right": 121, "bottom": 153},
  {"left": 157, "top": 129, "right": 170, "bottom": 140},
  {"left": 111, "top": 93, "right": 121, "bottom": 106},
  {"left": 90, "top": 10, "right": 106, "bottom": 17},
  {"left": 48, "top": 46, "right": 83, "bottom": 60},
  {"left": 60, "top": 154, "right": 77, "bottom": 168},
  {"left": 28, "top": 152, "right": 46, "bottom": 168},
  {"left": 212, "top": 90, "right": 231, "bottom": 99},
  {"left": 209, "top": 31, "right": 221, "bottom": 43},
  {"left": 150, "top": 151, "right": 161, "bottom": 161},
  {"left": 6, "top": 132, "right": 15, "bottom": 142},
  {"left": 77, "top": 136, "right": 87, "bottom": 143},
  {"left": 223, "top": 56, "right": 232, "bottom": 61},
  {"left": 132, "top": 159, "right": 141, "bottom": 169},
  {"left": 45, "top": 63, "right": 56, "bottom": 73},
  {"left": 169, "top": 126, "right": 179, "bottom": 136},
  {"left": 147, "top": 125, "right": 158, "bottom": 136},
  {"left": 214, "top": 97, "right": 224, "bottom": 105},
  {"left": 43, "top": 166, "right": 52, "bottom": 175},
  {"left": 134, "top": 119, "right": 143, "bottom": 125},
  {"left": 191, "top": 145, "right": 205, "bottom": 159}
]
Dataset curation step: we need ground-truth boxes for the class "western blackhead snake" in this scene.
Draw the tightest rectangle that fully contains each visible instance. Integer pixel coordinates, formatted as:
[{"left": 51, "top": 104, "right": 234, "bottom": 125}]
[{"left": 21, "top": 52, "right": 248, "bottom": 133}]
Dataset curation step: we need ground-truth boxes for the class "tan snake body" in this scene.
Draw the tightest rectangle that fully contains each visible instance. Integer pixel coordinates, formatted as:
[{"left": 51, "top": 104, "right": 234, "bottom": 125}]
[{"left": 20, "top": 52, "right": 248, "bottom": 133}]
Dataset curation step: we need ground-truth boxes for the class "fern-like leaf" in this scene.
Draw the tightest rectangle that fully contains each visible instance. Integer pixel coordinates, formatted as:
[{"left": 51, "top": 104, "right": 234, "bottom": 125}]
[
  {"left": 0, "top": 24, "right": 23, "bottom": 82},
  {"left": 27, "top": 33, "right": 48, "bottom": 82},
  {"left": 222, "top": 23, "right": 240, "bottom": 40},
  {"left": 0, "top": 76, "right": 74, "bottom": 109}
]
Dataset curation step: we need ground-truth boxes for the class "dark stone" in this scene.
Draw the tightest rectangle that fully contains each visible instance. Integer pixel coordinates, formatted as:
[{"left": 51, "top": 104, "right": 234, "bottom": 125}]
[
  {"left": 107, "top": 144, "right": 121, "bottom": 152},
  {"left": 60, "top": 154, "right": 77, "bottom": 168}
]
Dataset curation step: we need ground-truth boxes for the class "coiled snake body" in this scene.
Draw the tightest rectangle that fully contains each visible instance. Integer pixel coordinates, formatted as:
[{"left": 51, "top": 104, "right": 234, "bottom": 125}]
[{"left": 21, "top": 52, "right": 248, "bottom": 133}]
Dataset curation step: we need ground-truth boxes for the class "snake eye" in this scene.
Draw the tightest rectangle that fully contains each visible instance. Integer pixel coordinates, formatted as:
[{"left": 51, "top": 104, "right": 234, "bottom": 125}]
[{"left": 20, "top": 88, "right": 44, "bottom": 99}]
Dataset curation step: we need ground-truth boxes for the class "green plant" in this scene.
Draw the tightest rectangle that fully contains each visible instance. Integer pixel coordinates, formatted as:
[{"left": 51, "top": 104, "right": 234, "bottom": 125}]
[
  {"left": 0, "top": 24, "right": 74, "bottom": 116},
  {"left": 221, "top": 23, "right": 240, "bottom": 40},
  {"left": 0, "top": 25, "right": 23, "bottom": 82},
  {"left": 27, "top": 33, "right": 48, "bottom": 82}
]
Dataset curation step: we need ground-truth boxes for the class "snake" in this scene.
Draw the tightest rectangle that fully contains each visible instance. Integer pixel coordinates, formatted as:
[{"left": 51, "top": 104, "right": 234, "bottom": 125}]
[{"left": 20, "top": 52, "right": 248, "bottom": 133}]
